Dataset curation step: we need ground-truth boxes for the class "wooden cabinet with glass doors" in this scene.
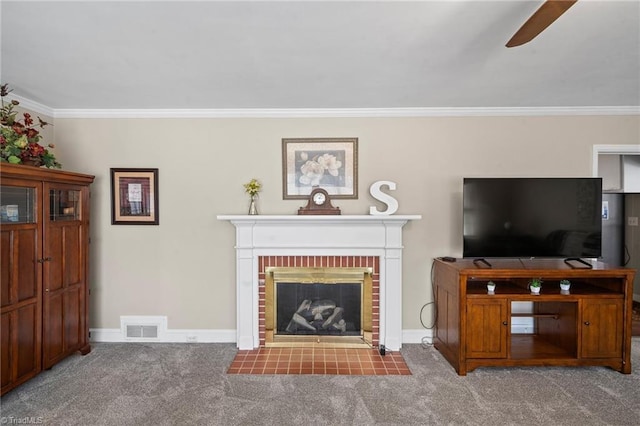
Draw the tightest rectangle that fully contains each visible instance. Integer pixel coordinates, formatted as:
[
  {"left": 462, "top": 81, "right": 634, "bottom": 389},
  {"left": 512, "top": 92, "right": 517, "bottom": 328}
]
[{"left": 1, "top": 163, "right": 94, "bottom": 395}]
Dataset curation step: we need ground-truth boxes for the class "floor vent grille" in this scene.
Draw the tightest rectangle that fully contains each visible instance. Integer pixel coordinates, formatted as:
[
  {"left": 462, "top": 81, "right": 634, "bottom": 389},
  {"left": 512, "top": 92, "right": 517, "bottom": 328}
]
[
  {"left": 121, "top": 316, "right": 166, "bottom": 341},
  {"left": 126, "top": 325, "right": 158, "bottom": 338}
]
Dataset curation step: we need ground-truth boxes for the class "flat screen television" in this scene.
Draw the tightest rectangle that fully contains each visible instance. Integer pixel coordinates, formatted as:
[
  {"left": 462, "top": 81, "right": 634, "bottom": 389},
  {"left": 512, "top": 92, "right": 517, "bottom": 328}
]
[{"left": 463, "top": 177, "right": 602, "bottom": 259}]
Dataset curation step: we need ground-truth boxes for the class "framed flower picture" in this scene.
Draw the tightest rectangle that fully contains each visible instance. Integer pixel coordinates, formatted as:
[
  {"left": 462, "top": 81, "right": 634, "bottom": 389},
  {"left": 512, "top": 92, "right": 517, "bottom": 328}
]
[
  {"left": 110, "top": 168, "right": 159, "bottom": 225},
  {"left": 282, "top": 138, "right": 358, "bottom": 199}
]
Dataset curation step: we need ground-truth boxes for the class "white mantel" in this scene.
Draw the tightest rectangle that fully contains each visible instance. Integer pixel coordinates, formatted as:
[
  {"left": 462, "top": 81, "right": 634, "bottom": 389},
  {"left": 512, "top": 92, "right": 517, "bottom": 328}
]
[{"left": 217, "top": 215, "right": 421, "bottom": 350}]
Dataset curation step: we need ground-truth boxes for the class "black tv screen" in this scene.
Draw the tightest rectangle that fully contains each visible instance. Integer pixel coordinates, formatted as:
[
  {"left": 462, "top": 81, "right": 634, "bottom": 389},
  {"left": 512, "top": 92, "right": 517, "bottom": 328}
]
[{"left": 463, "top": 178, "right": 602, "bottom": 259}]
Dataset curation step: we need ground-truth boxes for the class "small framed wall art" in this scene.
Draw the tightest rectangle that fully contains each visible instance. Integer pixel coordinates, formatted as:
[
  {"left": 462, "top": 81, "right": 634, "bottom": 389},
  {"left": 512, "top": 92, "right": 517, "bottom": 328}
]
[
  {"left": 282, "top": 137, "right": 358, "bottom": 199},
  {"left": 110, "top": 168, "right": 159, "bottom": 225}
]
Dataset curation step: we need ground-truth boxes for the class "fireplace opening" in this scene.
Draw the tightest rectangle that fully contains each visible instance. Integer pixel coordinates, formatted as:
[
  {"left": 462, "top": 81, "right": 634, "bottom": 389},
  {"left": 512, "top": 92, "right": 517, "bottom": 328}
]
[
  {"left": 277, "top": 283, "right": 361, "bottom": 336},
  {"left": 265, "top": 267, "right": 373, "bottom": 348}
]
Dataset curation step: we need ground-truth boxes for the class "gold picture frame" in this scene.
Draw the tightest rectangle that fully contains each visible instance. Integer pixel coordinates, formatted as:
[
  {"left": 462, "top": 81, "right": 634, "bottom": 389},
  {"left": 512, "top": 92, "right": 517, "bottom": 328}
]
[
  {"left": 110, "top": 168, "right": 159, "bottom": 225},
  {"left": 282, "top": 138, "right": 358, "bottom": 199}
]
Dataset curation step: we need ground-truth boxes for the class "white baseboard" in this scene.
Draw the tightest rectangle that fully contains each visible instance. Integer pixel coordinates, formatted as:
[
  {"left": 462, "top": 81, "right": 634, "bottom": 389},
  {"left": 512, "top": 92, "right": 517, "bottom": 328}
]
[
  {"left": 91, "top": 327, "right": 540, "bottom": 345},
  {"left": 634, "top": 293, "right": 640, "bottom": 303},
  {"left": 402, "top": 329, "right": 434, "bottom": 345},
  {"left": 89, "top": 315, "right": 237, "bottom": 343},
  {"left": 401, "top": 322, "right": 533, "bottom": 347},
  {"left": 91, "top": 327, "right": 434, "bottom": 345},
  {"left": 511, "top": 317, "right": 534, "bottom": 334},
  {"left": 164, "top": 329, "right": 236, "bottom": 343},
  {"left": 89, "top": 328, "right": 122, "bottom": 342},
  {"left": 89, "top": 326, "right": 235, "bottom": 343}
]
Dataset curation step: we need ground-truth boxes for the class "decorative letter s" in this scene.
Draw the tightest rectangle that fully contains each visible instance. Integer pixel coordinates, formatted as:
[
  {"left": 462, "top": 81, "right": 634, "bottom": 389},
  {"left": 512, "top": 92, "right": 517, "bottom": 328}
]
[{"left": 369, "top": 181, "right": 399, "bottom": 215}]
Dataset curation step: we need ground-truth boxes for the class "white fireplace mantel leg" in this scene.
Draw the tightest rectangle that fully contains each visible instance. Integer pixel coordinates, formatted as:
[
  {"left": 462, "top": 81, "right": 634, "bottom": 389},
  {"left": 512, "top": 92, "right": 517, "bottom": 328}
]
[
  {"left": 236, "top": 248, "right": 258, "bottom": 349},
  {"left": 233, "top": 223, "right": 260, "bottom": 349},
  {"left": 380, "top": 221, "right": 408, "bottom": 351}
]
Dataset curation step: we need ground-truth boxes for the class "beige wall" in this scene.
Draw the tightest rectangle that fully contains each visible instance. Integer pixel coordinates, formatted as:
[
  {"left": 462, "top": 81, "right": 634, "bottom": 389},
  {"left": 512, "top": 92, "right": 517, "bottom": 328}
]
[{"left": 49, "top": 114, "right": 639, "bottom": 333}]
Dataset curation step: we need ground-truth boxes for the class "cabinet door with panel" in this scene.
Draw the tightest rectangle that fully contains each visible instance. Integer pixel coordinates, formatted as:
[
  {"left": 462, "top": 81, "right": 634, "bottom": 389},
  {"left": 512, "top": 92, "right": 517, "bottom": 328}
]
[
  {"left": 42, "top": 183, "right": 90, "bottom": 369},
  {"left": 466, "top": 298, "right": 508, "bottom": 359},
  {"left": 0, "top": 179, "right": 42, "bottom": 394},
  {"left": 580, "top": 298, "right": 624, "bottom": 359}
]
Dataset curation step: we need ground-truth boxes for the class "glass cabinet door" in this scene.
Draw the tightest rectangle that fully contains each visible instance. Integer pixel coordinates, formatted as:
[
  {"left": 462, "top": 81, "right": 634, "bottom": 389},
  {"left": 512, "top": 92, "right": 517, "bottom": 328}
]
[
  {"left": 49, "top": 189, "right": 81, "bottom": 221},
  {"left": 0, "top": 185, "right": 36, "bottom": 224}
]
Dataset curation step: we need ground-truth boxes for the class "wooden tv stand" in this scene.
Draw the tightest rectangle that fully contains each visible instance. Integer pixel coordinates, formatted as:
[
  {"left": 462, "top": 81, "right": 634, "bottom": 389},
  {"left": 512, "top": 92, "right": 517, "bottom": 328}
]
[{"left": 433, "top": 258, "right": 635, "bottom": 375}]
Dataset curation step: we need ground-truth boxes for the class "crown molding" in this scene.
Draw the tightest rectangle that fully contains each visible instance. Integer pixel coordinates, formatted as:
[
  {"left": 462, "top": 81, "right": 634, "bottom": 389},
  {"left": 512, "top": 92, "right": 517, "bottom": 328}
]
[
  {"left": 6, "top": 95, "right": 639, "bottom": 119},
  {"left": 6, "top": 94, "right": 56, "bottom": 118},
  {"left": 49, "top": 106, "right": 640, "bottom": 119}
]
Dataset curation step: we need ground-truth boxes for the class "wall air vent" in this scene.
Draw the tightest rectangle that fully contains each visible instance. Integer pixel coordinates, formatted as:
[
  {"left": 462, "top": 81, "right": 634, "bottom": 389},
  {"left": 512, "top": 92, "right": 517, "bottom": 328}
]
[
  {"left": 120, "top": 316, "right": 167, "bottom": 342},
  {"left": 126, "top": 325, "right": 158, "bottom": 339}
]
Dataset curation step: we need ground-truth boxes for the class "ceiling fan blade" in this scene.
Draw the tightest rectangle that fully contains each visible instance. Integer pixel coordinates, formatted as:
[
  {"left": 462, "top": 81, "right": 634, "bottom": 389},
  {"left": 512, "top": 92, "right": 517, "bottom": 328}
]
[{"left": 506, "top": 0, "right": 578, "bottom": 47}]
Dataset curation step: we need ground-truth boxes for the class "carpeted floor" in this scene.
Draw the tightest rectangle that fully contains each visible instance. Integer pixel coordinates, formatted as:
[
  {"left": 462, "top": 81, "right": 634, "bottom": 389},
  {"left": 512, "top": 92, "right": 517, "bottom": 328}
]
[{"left": 1, "top": 341, "right": 639, "bottom": 425}]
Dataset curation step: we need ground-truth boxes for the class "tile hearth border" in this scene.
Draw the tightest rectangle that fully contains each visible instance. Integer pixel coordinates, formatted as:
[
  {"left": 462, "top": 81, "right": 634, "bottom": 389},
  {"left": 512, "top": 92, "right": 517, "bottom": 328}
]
[{"left": 227, "top": 347, "right": 411, "bottom": 375}]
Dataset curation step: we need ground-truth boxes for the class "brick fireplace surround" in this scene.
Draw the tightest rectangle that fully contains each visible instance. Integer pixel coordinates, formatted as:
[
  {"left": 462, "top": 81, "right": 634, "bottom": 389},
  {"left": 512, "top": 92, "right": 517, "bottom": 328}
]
[
  {"left": 218, "top": 215, "right": 420, "bottom": 351},
  {"left": 260, "top": 255, "right": 379, "bottom": 347}
]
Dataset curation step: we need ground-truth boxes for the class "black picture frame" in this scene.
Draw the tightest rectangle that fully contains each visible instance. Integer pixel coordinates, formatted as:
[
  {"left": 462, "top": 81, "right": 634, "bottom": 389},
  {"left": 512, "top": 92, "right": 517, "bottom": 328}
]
[{"left": 110, "top": 168, "right": 159, "bottom": 225}]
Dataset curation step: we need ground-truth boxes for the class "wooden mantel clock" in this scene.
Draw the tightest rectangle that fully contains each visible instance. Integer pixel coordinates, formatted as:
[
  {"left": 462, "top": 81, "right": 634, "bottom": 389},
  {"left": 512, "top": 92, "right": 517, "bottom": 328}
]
[{"left": 298, "top": 187, "right": 341, "bottom": 215}]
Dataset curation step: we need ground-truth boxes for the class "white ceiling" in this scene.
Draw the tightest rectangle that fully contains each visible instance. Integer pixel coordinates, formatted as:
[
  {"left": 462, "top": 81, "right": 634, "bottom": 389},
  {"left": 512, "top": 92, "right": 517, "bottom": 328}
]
[{"left": 1, "top": 0, "right": 639, "bottom": 113}]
